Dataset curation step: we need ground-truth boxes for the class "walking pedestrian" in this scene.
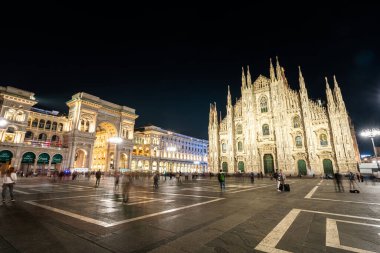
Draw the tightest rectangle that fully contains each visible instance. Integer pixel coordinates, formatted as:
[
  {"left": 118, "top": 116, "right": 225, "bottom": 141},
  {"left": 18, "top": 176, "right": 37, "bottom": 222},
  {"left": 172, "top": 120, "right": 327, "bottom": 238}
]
[
  {"left": 349, "top": 171, "right": 356, "bottom": 191},
  {"left": 114, "top": 172, "right": 120, "bottom": 191},
  {"left": 217, "top": 169, "right": 226, "bottom": 191},
  {"left": 95, "top": 169, "right": 101, "bottom": 187},
  {"left": 334, "top": 172, "right": 344, "bottom": 192},
  {"left": 122, "top": 174, "right": 131, "bottom": 204},
  {"left": 2, "top": 167, "right": 17, "bottom": 203},
  {"left": 250, "top": 172, "right": 255, "bottom": 184}
]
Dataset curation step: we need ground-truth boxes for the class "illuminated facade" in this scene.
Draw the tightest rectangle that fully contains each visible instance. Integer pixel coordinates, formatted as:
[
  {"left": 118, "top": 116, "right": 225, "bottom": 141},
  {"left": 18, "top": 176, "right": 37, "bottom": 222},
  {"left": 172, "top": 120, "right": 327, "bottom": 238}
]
[
  {"left": 132, "top": 125, "right": 208, "bottom": 173},
  {"left": 208, "top": 58, "right": 360, "bottom": 175},
  {"left": 0, "top": 86, "right": 137, "bottom": 173}
]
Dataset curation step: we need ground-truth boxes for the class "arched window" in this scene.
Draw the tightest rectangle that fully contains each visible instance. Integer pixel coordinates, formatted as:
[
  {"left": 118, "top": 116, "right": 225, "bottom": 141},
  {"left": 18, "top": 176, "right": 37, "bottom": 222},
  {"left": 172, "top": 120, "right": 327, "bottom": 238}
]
[
  {"left": 85, "top": 121, "right": 90, "bottom": 132},
  {"left": 25, "top": 131, "right": 33, "bottom": 139},
  {"left": 39, "top": 119, "right": 45, "bottom": 129},
  {"left": 51, "top": 135, "right": 59, "bottom": 142},
  {"left": 32, "top": 119, "right": 38, "bottom": 128},
  {"left": 238, "top": 141, "right": 243, "bottom": 151},
  {"left": 45, "top": 121, "right": 51, "bottom": 130},
  {"left": 58, "top": 123, "right": 63, "bottom": 132},
  {"left": 27, "top": 117, "right": 32, "bottom": 127},
  {"left": 293, "top": 116, "right": 300, "bottom": 128},
  {"left": 260, "top": 96, "right": 268, "bottom": 113},
  {"left": 295, "top": 136, "right": 302, "bottom": 147},
  {"left": 38, "top": 133, "right": 47, "bottom": 141},
  {"left": 52, "top": 122, "right": 57, "bottom": 131},
  {"left": 320, "top": 134, "right": 328, "bottom": 146},
  {"left": 80, "top": 120, "right": 85, "bottom": 131},
  {"left": 222, "top": 143, "right": 226, "bottom": 153},
  {"left": 236, "top": 124, "right": 242, "bottom": 134},
  {"left": 262, "top": 124, "right": 269, "bottom": 135}
]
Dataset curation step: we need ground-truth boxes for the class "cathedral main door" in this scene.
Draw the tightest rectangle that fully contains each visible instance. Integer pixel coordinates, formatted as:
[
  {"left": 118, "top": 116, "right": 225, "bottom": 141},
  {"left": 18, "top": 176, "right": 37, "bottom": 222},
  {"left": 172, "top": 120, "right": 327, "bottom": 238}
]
[
  {"left": 323, "top": 159, "right": 334, "bottom": 176},
  {"left": 298, "top": 160, "right": 307, "bottom": 175},
  {"left": 263, "top": 154, "right": 274, "bottom": 174}
]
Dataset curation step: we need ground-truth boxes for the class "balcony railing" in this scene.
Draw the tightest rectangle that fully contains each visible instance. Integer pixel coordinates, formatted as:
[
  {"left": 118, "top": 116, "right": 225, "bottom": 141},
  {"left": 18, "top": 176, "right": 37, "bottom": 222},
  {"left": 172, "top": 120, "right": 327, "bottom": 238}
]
[{"left": 24, "top": 139, "right": 63, "bottom": 148}]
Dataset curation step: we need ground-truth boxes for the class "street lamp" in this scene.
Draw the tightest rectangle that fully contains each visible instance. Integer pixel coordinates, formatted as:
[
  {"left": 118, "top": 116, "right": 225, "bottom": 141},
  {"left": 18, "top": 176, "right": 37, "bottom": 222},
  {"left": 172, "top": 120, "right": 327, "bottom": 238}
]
[
  {"left": 360, "top": 128, "right": 380, "bottom": 170},
  {"left": 107, "top": 136, "right": 123, "bottom": 172}
]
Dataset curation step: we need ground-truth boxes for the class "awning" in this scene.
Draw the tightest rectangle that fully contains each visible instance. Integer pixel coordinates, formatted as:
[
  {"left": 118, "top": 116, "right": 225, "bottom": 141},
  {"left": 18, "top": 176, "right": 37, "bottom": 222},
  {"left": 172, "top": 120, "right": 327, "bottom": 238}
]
[
  {"left": 0, "top": 150, "right": 13, "bottom": 163},
  {"left": 22, "top": 152, "right": 36, "bottom": 163},
  {"left": 51, "top": 154, "right": 63, "bottom": 164},
  {"left": 37, "top": 153, "right": 50, "bottom": 164}
]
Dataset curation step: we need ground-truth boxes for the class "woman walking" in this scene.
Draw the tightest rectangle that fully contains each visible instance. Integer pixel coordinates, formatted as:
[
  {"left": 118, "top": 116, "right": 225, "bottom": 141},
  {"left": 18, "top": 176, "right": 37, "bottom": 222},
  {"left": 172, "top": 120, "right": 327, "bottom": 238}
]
[{"left": 2, "top": 167, "right": 17, "bottom": 203}]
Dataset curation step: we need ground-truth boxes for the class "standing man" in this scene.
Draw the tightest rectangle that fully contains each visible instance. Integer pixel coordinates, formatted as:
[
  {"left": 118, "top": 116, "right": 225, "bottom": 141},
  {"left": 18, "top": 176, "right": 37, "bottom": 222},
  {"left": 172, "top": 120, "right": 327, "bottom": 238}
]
[
  {"left": 334, "top": 172, "right": 344, "bottom": 192},
  {"left": 273, "top": 169, "right": 279, "bottom": 191},
  {"left": 95, "top": 170, "right": 101, "bottom": 188},
  {"left": 217, "top": 169, "right": 226, "bottom": 191}
]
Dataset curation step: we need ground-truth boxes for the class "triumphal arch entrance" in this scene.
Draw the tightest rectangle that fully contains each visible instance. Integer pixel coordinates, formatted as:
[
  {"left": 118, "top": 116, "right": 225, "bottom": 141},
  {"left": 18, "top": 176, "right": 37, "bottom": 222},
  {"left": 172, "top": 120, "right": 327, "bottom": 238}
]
[{"left": 65, "top": 92, "right": 137, "bottom": 172}]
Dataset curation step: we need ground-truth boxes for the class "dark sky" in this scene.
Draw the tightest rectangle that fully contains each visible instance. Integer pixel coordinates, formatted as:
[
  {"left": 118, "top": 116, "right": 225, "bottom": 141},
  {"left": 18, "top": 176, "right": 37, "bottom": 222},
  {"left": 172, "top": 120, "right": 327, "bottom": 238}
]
[{"left": 0, "top": 3, "right": 379, "bottom": 155}]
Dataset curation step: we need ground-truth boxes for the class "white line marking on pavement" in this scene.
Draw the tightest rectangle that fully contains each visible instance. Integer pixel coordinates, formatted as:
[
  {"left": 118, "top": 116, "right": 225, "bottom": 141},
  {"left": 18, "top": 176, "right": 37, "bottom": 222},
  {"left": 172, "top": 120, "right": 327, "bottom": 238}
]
[
  {"left": 255, "top": 208, "right": 301, "bottom": 253},
  {"left": 228, "top": 184, "right": 272, "bottom": 194},
  {"left": 310, "top": 197, "right": 380, "bottom": 206},
  {"left": 13, "top": 189, "right": 31, "bottom": 194},
  {"left": 326, "top": 218, "right": 378, "bottom": 253},
  {"left": 137, "top": 191, "right": 218, "bottom": 199},
  {"left": 301, "top": 209, "right": 380, "bottom": 222},
  {"left": 304, "top": 180, "right": 322, "bottom": 199},
  {"left": 106, "top": 198, "right": 224, "bottom": 227},
  {"left": 24, "top": 200, "right": 112, "bottom": 227}
]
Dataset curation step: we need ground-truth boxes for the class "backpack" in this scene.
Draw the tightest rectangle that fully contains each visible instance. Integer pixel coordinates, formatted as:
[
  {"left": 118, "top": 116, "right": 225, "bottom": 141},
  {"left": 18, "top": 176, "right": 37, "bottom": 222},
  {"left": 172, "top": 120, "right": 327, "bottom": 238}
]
[{"left": 218, "top": 173, "right": 225, "bottom": 182}]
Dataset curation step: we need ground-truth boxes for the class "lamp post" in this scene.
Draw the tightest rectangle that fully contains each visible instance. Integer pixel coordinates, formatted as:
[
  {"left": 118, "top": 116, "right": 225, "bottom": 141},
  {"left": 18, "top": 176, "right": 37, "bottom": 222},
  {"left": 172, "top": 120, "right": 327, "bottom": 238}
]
[
  {"left": 360, "top": 128, "right": 380, "bottom": 170},
  {"left": 107, "top": 136, "right": 123, "bottom": 172}
]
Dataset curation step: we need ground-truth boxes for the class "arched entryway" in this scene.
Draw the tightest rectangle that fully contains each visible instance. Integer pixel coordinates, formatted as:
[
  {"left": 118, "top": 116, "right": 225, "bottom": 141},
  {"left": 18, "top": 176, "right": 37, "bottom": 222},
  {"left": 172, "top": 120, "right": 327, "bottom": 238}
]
[
  {"left": 119, "top": 153, "right": 128, "bottom": 170},
  {"left": 263, "top": 154, "right": 274, "bottom": 174},
  {"left": 52, "top": 154, "right": 63, "bottom": 171},
  {"left": 238, "top": 161, "right": 244, "bottom": 172},
  {"left": 74, "top": 149, "right": 87, "bottom": 168},
  {"left": 323, "top": 159, "right": 334, "bottom": 176},
  {"left": 222, "top": 162, "right": 228, "bottom": 172},
  {"left": 37, "top": 153, "right": 50, "bottom": 175},
  {"left": 298, "top": 160, "right": 307, "bottom": 175},
  {"left": 21, "top": 152, "right": 36, "bottom": 175},
  {"left": 92, "top": 122, "right": 118, "bottom": 171}
]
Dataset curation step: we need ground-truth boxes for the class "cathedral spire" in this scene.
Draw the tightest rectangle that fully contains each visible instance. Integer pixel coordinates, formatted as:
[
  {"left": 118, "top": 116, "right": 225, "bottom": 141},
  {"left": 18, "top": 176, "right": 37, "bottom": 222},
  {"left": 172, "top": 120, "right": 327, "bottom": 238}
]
[
  {"left": 227, "top": 85, "right": 232, "bottom": 107},
  {"left": 333, "top": 75, "right": 346, "bottom": 112},
  {"left": 298, "top": 66, "right": 306, "bottom": 90},
  {"left": 241, "top": 67, "right": 247, "bottom": 89},
  {"left": 325, "top": 77, "right": 335, "bottom": 108},
  {"left": 276, "top": 56, "right": 282, "bottom": 80},
  {"left": 270, "top": 58, "right": 276, "bottom": 82},
  {"left": 247, "top": 65, "right": 252, "bottom": 87}
]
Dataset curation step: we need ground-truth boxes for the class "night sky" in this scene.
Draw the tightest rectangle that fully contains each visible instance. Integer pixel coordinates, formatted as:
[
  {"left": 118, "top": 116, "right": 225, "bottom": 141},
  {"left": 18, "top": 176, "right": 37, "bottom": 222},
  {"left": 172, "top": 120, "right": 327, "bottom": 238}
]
[{"left": 0, "top": 4, "right": 379, "bottom": 155}]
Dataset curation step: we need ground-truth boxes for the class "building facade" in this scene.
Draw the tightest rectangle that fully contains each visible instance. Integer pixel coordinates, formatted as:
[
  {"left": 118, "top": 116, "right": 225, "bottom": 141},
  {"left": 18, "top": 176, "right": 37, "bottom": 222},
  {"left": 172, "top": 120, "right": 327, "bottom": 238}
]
[
  {"left": 208, "top": 58, "right": 360, "bottom": 175},
  {"left": 132, "top": 125, "right": 208, "bottom": 173},
  {"left": 0, "top": 86, "right": 137, "bottom": 174}
]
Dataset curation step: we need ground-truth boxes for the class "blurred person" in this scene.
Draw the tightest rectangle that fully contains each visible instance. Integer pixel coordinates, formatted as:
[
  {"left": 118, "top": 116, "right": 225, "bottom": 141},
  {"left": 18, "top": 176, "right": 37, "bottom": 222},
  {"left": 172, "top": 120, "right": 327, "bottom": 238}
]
[
  {"left": 217, "top": 169, "right": 226, "bottom": 191},
  {"left": 95, "top": 169, "right": 101, "bottom": 188},
  {"left": 334, "top": 172, "right": 344, "bottom": 192},
  {"left": 2, "top": 167, "right": 17, "bottom": 203}
]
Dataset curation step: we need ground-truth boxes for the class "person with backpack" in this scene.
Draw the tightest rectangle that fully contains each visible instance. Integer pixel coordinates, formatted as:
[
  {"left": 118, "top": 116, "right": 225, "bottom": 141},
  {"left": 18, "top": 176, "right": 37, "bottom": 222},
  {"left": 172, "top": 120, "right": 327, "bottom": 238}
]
[{"left": 217, "top": 169, "right": 225, "bottom": 191}]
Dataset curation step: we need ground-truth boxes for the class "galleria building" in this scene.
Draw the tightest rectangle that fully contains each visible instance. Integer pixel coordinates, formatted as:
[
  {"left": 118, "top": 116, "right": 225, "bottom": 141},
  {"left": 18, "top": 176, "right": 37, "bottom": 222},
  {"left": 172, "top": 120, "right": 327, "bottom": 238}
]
[
  {"left": 208, "top": 58, "right": 360, "bottom": 175},
  {"left": 0, "top": 86, "right": 207, "bottom": 174}
]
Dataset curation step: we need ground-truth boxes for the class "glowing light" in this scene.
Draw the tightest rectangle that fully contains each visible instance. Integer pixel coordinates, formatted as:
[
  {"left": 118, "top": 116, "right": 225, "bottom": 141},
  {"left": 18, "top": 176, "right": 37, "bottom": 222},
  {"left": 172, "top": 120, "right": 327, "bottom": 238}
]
[
  {"left": 108, "top": 136, "right": 123, "bottom": 144},
  {"left": 360, "top": 128, "right": 380, "bottom": 138},
  {"left": 0, "top": 118, "right": 8, "bottom": 127},
  {"left": 167, "top": 146, "right": 176, "bottom": 152}
]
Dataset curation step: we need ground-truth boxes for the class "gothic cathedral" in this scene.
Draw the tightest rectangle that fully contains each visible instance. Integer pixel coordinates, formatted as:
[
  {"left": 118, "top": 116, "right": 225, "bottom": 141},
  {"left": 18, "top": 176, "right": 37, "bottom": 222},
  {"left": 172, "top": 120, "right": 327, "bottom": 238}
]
[{"left": 208, "top": 58, "right": 360, "bottom": 176}]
